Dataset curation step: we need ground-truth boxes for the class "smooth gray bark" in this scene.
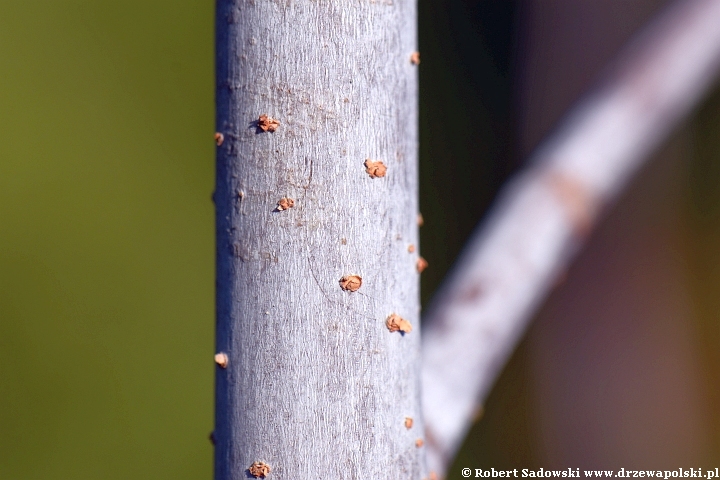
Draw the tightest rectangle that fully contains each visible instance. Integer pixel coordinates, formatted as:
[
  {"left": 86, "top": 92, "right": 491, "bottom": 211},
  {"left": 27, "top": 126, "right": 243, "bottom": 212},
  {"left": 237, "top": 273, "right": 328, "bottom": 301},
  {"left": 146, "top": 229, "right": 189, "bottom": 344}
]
[{"left": 214, "top": 2, "right": 422, "bottom": 479}]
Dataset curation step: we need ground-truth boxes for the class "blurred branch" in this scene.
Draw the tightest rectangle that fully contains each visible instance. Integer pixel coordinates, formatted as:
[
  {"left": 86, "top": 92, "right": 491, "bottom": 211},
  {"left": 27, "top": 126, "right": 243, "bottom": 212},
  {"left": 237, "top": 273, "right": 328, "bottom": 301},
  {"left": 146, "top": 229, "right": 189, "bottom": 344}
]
[{"left": 421, "top": 0, "right": 720, "bottom": 474}]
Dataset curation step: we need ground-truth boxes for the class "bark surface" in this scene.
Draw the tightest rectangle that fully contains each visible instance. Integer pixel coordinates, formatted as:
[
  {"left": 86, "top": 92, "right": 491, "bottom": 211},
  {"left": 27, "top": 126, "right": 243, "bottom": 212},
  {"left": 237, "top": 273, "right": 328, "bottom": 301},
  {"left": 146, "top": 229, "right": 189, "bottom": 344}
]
[{"left": 215, "top": 1, "right": 421, "bottom": 479}]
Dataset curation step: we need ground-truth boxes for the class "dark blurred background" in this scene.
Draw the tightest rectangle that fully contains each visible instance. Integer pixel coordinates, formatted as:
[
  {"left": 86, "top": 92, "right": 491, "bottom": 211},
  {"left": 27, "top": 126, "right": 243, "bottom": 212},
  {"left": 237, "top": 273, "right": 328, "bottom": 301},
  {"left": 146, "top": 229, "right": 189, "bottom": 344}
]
[{"left": 2, "top": 1, "right": 720, "bottom": 478}]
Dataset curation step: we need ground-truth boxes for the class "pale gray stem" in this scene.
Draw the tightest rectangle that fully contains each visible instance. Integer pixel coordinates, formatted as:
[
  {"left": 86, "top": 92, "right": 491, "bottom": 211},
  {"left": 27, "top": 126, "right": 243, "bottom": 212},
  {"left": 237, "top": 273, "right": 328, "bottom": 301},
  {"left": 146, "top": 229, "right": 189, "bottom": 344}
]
[
  {"left": 215, "top": 1, "right": 422, "bottom": 480},
  {"left": 421, "top": 0, "right": 720, "bottom": 474}
]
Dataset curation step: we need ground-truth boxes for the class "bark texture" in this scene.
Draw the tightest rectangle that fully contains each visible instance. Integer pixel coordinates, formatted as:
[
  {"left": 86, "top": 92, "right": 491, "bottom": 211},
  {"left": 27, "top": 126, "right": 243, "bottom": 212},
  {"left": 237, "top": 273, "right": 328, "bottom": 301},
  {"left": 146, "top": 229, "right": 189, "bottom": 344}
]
[{"left": 215, "top": 1, "right": 421, "bottom": 479}]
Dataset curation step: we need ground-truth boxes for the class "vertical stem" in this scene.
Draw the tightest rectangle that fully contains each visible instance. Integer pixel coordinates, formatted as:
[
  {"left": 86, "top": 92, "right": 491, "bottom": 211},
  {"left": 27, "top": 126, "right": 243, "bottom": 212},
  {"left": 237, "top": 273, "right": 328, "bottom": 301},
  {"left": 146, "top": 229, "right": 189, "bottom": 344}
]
[{"left": 215, "top": 1, "right": 422, "bottom": 479}]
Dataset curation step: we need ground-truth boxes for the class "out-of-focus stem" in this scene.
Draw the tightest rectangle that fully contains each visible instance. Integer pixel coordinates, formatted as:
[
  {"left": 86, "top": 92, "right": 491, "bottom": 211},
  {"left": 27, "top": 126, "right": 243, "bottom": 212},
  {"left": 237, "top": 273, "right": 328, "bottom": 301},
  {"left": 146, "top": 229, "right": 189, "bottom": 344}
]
[{"left": 421, "top": 0, "right": 720, "bottom": 474}]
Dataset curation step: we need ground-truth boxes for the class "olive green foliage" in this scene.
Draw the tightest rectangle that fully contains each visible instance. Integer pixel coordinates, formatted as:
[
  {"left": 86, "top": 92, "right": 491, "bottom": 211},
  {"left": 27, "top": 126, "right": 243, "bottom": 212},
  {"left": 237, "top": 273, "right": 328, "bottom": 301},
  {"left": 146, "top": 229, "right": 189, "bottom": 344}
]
[{"left": 0, "top": 1, "right": 214, "bottom": 478}]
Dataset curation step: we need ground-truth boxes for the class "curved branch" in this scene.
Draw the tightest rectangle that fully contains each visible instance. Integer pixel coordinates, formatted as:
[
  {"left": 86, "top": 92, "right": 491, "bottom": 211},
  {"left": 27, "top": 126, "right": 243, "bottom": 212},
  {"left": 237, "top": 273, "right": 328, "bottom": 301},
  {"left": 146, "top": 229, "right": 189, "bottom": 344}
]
[{"left": 421, "top": 0, "right": 720, "bottom": 474}]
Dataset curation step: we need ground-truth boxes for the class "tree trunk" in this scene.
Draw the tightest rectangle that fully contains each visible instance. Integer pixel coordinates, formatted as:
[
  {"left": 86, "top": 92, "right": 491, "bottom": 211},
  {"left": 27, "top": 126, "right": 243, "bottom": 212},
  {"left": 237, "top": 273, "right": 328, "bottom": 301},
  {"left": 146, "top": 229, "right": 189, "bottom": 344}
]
[{"left": 214, "top": 1, "right": 422, "bottom": 479}]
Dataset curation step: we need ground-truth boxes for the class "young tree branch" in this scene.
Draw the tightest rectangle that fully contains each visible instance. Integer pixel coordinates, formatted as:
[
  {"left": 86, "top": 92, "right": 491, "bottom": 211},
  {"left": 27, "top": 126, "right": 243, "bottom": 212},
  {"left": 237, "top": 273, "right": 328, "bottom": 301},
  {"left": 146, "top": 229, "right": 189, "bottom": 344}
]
[
  {"left": 421, "top": 0, "right": 720, "bottom": 473},
  {"left": 215, "top": 1, "right": 422, "bottom": 479}
]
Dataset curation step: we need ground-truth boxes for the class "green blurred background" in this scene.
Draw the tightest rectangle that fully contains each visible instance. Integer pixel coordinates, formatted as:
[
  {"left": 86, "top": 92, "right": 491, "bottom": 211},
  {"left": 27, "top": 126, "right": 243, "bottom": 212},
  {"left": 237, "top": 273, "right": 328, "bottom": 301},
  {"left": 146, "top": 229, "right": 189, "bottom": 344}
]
[
  {"left": 0, "top": 1, "right": 214, "bottom": 478},
  {"left": 3, "top": 0, "right": 720, "bottom": 478}
]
